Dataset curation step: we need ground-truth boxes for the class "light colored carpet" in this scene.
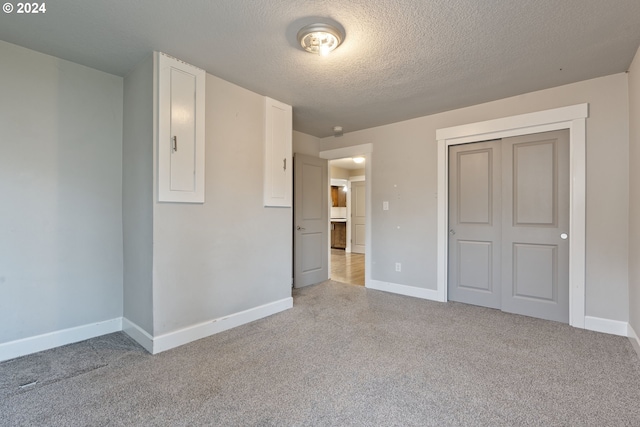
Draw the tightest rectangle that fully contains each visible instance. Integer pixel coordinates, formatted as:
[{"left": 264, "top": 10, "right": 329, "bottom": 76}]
[{"left": 2, "top": 280, "right": 639, "bottom": 426}]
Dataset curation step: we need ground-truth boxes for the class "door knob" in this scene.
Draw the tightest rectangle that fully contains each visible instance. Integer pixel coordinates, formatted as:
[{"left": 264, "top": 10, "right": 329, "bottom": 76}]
[
  {"left": 449, "top": 229, "right": 456, "bottom": 235},
  {"left": 560, "top": 233, "right": 568, "bottom": 240},
  {"left": 296, "top": 226, "right": 306, "bottom": 231}
]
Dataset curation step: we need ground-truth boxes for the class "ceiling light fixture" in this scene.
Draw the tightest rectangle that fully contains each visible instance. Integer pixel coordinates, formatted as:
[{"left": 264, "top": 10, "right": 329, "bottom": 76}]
[
  {"left": 352, "top": 157, "right": 364, "bottom": 164},
  {"left": 297, "top": 23, "right": 344, "bottom": 56}
]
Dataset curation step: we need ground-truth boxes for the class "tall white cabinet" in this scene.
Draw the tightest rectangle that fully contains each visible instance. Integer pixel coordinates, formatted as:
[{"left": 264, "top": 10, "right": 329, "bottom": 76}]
[
  {"left": 157, "top": 53, "right": 206, "bottom": 203},
  {"left": 264, "top": 97, "right": 292, "bottom": 207}
]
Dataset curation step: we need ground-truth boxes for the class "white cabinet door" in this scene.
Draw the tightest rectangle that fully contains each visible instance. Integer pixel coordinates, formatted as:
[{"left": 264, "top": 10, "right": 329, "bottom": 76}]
[
  {"left": 264, "top": 97, "right": 292, "bottom": 207},
  {"left": 157, "top": 52, "right": 206, "bottom": 203}
]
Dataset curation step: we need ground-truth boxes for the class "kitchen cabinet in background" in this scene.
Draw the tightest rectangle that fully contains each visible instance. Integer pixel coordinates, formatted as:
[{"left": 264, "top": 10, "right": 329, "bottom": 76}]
[
  {"left": 331, "top": 222, "right": 347, "bottom": 249},
  {"left": 331, "top": 186, "right": 347, "bottom": 207}
]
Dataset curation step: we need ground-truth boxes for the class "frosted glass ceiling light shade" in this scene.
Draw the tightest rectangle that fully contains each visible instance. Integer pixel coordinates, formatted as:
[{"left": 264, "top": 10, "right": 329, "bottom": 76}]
[
  {"left": 297, "top": 23, "right": 344, "bottom": 55},
  {"left": 352, "top": 157, "right": 365, "bottom": 164}
]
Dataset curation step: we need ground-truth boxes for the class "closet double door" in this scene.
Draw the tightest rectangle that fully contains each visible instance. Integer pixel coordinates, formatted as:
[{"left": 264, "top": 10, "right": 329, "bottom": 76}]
[{"left": 448, "top": 130, "right": 569, "bottom": 323}]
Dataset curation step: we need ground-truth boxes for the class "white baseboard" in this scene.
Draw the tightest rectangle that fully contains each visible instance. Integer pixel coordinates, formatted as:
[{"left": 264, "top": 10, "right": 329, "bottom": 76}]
[
  {"left": 152, "top": 297, "right": 293, "bottom": 354},
  {"left": 1, "top": 298, "right": 294, "bottom": 361},
  {"left": 584, "top": 316, "right": 628, "bottom": 337},
  {"left": 628, "top": 324, "right": 640, "bottom": 357},
  {"left": 122, "top": 318, "right": 154, "bottom": 353},
  {"left": 367, "top": 280, "right": 442, "bottom": 302},
  {"left": 0, "top": 318, "right": 122, "bottom": 363}
]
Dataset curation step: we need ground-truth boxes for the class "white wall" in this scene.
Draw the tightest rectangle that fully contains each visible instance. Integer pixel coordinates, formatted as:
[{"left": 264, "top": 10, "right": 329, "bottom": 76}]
[
  {"left": 321, "top": 73, "right": 630, "bottom": 322},
  {"left": 629, "top": 46, "right": 640, "bottom": 340},
  {"left": 0, "top": 41, "right": 124, "bottom": 344}
]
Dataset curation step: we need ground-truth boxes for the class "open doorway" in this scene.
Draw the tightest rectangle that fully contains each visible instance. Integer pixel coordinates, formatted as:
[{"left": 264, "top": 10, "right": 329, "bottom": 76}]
[
  {"left": 320, "top": 143, "right": 373, "bottom": 288},
  {"left": 329, "top": 157, "right": 365, "bottom": 286}
]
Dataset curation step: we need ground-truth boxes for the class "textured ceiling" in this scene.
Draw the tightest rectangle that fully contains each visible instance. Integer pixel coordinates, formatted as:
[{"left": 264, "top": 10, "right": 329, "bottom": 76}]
[
  {"left": 1, "top": 1, "right": 639, "bottom": 137},
  {"left": 330, "top": 158, "right": 366, "bottom": 171}
]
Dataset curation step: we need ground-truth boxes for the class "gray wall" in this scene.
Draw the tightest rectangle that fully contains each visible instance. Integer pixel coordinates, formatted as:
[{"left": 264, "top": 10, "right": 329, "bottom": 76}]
[
  {"left": 0, "top": 40, "right": 124, "bottom": 343},
  {"left": 293, "top": 130, "right": 320, "bottom": 156},
  {"left": 151, "top": 73, "right": 292, "bottom": 336},
  {"left": 2, "top": 36, "right": 635, "bottom": 350},
  {"left": 629, "top": 46, "right": 640, "bottom": 337},
  {"left": 320, "top": 73, "right": 630, "bottom": 322},
  {"left": 122, "top": 55, "right": 154, "bottom": 334}
]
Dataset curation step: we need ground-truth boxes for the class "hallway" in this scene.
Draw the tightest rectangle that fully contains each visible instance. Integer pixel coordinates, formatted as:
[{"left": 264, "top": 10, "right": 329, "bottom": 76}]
[{"left": 331, "top": 249, "right": 364, "bottom": 286}]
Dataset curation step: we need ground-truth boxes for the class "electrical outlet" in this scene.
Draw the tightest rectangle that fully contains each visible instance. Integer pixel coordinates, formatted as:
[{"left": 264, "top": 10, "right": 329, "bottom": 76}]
[
  {"left": 383, "top": 201, "right": 389, "bottom": 211},
  {"left": 395, "top": 262, "right": 401, "bottom": 272}
]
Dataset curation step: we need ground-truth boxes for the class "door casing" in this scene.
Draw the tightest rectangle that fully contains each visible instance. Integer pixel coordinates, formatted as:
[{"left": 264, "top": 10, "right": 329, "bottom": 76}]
[
  {"left": 436, "top": 104, "right": 588, "bottom": 328},
  {"left": 351, "top": 180, "right": 366, "bottom": 254},
  {"left": 320, "top": 144, "right": 372, "bottom": 287}
]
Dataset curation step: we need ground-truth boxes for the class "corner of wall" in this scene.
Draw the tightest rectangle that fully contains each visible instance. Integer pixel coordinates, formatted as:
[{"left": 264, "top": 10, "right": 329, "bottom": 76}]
[
  {"left": 628, "top": 44, "right": 640, "bottom": 341},
  {"left": 122, "top": 54, "right": 155, "bottom": 334},
  {"left": 628, "top": 323, "right": 640, "bottom": 358},
  {"left": 141, "top": 297, "right": 292, "bottom": 355},
  {"left": 122, "top": 317, "right": 154, "bottom": 354}
]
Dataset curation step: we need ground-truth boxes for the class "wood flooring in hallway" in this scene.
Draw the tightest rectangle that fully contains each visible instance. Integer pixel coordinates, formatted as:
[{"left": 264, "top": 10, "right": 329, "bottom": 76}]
[{"left": 331, "top": 249, "right": 365, "bottom": 286}]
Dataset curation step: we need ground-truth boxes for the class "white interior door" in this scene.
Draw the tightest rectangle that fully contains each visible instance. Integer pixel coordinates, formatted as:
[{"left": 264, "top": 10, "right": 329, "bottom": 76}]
[
  {"left": 448, "top": 130, "right": 569, "bottom": 323},
  {"left": 351, "top": 181, "right": 366, "bottom": 254},
  {"left": 293, "top": 153, "right": 329, "bottom": 288}
]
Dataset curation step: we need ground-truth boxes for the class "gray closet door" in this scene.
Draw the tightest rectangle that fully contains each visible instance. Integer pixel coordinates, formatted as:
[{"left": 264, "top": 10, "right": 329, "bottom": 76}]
[
  {"left": 448, "top": 140, "right": 502, "bottom": 309},
  {"left": 448, "top": 130, "right": 570, "bottom": 323},
  {"left": 501, "top": 130, "right": 570, "bottom": 323}
]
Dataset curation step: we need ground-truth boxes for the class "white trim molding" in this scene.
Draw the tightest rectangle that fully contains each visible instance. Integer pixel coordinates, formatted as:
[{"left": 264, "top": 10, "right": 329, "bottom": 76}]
[
  {"left": 584, "top": 316, "right": 628, "bottom": 337},
  {"left": 122, "top": 318, "right": 154, "bottom": 354},
  {"left": 436, "top": 104, "right": 589, "bottom": 327},
  {"left": 347, "top": 175, "right": 366, "bottom": 254},
  {"left": 2, "top": 298, "right": 294, "bottom": 361},
  {"left": 0, "top": 318, "right": 123, "bottom": 363},
  {"left": 368, "top": 280, "right": 441, "bottom": 301},
  {"left": 320, "top": 144, "right": 373, "bottom": 287},
  {"left": 628, "top": 324, "right": 640, "bottom": 357},
  {"left": 152, "top": 297, "right": 293, "bottom": 354}
]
